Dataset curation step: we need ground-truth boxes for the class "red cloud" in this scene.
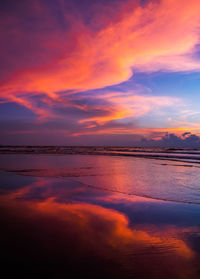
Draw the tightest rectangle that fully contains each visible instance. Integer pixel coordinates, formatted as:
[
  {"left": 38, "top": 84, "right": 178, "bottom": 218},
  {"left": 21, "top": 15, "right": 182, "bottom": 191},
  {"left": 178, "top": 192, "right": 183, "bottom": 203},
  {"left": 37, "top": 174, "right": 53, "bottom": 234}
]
[{"left": 1, "top": 0, "right": 200, "bottom": 102}]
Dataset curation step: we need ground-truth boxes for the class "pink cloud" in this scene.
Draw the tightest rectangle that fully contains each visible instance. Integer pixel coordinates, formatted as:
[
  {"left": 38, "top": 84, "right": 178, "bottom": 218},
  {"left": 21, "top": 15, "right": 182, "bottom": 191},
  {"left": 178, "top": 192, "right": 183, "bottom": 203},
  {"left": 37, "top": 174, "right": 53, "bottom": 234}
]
[
  {"left": 1, "top": 0, "right": 200, "bottom": 102},
  {"left": 78, "top": 92, "right": 182, "bottom": 125}
]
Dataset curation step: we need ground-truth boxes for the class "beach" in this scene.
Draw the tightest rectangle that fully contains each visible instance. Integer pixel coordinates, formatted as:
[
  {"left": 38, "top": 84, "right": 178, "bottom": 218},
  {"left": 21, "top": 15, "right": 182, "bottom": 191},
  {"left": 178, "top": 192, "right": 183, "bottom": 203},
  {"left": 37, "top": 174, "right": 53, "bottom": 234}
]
[
  {"left": 2, "top": 0, "right": 200, "bottom": 277},
  {"left": 1, "top": 152, "right": 200, "bottom": 278}
]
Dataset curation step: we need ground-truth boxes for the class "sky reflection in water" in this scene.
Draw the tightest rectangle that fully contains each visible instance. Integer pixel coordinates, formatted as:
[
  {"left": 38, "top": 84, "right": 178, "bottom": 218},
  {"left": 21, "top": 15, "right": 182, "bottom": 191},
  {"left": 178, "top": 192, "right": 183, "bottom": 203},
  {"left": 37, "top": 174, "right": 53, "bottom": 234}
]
[{"left": 1, "top": 154, "right": 200, "bottom": 278}]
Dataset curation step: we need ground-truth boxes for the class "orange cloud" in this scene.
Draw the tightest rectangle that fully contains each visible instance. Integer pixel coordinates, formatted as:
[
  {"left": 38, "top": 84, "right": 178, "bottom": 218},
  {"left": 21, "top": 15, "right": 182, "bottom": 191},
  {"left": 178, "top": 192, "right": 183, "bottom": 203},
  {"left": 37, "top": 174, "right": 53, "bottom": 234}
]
[
  {"left": 78, "top": 92, "right": 181, "bottom": 125},
  {"left": 9, "top": 95, "right": 51, "bottom": 120},
  {"left": 72, "top": 126, "right": 200, "bottom": 137},
  {"left": 1, "top": 0, "right": 200, "bottom": 102}
]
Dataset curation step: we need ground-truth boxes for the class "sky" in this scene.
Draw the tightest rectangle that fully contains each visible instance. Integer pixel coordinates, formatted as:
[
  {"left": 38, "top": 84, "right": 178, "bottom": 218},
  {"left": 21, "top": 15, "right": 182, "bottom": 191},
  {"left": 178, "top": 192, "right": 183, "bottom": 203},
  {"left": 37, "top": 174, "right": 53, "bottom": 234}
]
[{"left": 1, "top": 0, "right": 200, "bottom": 146}]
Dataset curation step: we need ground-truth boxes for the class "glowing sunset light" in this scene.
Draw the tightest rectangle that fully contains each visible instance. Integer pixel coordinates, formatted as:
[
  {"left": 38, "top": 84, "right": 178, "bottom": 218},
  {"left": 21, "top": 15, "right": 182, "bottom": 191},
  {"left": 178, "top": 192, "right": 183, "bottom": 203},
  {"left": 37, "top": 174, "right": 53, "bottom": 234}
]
[{"left": 1, "top": 0, "right": 200, "bottom": 145}]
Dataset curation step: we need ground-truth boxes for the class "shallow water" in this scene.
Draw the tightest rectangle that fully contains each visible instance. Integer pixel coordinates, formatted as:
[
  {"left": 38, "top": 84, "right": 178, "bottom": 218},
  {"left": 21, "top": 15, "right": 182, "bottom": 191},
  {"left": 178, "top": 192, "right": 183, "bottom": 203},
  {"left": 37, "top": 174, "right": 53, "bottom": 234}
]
[
  {"left": 1, "top": 154, "right": 200, "bottom": 204},
  {"left": 1, "top": 154, "right": 200, "bottom": 278}
]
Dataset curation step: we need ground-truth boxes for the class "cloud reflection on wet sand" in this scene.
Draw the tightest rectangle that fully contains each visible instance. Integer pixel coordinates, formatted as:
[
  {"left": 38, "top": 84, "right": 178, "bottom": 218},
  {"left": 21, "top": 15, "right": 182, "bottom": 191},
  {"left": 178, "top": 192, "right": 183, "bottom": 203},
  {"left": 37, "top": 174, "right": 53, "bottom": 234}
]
[{"left": 1, "top": 174, "right": 200, "bottom": 278}]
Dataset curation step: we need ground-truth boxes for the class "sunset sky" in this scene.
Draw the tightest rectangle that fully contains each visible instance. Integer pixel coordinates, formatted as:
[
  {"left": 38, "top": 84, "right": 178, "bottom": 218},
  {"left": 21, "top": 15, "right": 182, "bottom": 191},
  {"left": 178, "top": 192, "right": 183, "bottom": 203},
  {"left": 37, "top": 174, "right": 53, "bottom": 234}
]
[{"left": 1, "top": 0, "right": 200, "bottom": 146}]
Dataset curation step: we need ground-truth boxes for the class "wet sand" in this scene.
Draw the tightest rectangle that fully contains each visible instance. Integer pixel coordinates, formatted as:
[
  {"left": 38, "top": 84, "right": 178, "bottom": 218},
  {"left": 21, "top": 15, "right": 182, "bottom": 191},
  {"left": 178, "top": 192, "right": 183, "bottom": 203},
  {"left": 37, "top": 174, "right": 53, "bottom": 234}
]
[{"left": 1, "top": 154, "right": 200, "bottom": 278}]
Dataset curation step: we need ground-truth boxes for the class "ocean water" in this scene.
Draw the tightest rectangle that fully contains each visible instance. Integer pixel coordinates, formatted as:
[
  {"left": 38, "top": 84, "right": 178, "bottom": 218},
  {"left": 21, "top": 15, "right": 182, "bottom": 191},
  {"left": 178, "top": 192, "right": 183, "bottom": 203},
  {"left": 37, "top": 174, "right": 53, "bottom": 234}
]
[
  {"left": 1, "top": 146, "right": 200, "bottom": 163},
  {"left": 1, "top": 152, "right": 200, "bottom": 278},
  {"left": 0, "top": 151, "right": 200, "bottom": 204}
]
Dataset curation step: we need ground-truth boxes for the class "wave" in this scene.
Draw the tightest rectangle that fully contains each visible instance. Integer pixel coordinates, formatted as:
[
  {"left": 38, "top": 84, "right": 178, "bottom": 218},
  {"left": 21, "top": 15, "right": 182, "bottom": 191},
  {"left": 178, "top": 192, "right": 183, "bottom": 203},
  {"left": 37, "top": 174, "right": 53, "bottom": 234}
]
[{"left": 1, "top": 146, "right": 200, "bottom": 164}]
